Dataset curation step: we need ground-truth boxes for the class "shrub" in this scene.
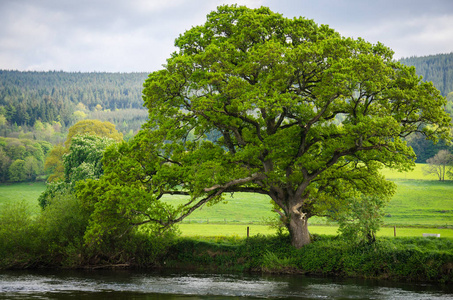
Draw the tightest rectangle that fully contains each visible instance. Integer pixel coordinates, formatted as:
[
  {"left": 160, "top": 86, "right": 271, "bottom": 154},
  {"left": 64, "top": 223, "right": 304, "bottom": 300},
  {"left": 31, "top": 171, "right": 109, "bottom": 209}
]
[
  {"left": 0, "top": 201, "right": 42, "bottom": 268},
  {"left": 337, "top": 196, "right": 386, "bottom": 244},
  {"left": 37, "top": 191, "right": 89, "bottom": 267}
]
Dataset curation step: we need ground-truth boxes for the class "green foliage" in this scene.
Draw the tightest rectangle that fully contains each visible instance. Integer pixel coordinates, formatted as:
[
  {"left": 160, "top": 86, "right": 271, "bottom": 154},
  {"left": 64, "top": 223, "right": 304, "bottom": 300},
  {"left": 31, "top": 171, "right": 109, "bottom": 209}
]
[
  {"left": 139, "top": 5, "right": 450, "bottom": 248},
  {"left": 38, "top": 181, "right": 72, "bottom": 209},
  {"left": 63, "top": 134, "right": 116, "bottom": 182},
  {"left": 8, "top": 159, "right": 26, "bottom": 182},
  {"left": 39, "top": 134, "right": 117, "bottom": 208},
  {"left": 37, "top": 191, "right": 89, "bottom": 267},
  {"left": 164, "top": 234, "right": 453, "bottom": 282},
  {"left": 44, "top": 143, "right": 67, "bottom": 182},
  {"left": 336, "top": 196, "right": 387, "bottom": 244},
  {"left": 0, "top": 137, "right": 49, "bottom": 182},
  {"left": 0, "top": 191, "right": 176, "bottom": 268},
  {"left": 0, "top": 201, "right": 43, "bottom": 268},
  {"left": 261, "top": 250, "right": 297, "bottom": 272},
  {"left": 65, "top": 119, "right": 123, "bottom": 147},
  {"left": 24, "top": 156, "right": 41, "bottom": 181},
  {"left": 0, "top": 148, "right": 11, "bottom": 182}
]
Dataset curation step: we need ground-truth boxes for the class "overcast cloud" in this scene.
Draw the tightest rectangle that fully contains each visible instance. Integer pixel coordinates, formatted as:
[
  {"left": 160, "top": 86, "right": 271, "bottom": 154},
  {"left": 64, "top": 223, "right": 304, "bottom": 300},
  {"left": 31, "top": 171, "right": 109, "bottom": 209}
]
[{"left": 0, "top": 0, "right": 452, "bottom": 72}]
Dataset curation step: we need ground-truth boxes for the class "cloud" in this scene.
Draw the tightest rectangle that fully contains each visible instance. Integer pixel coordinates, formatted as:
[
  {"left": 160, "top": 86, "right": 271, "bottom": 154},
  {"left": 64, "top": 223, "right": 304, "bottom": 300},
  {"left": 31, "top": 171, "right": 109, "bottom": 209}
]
[{"left": 0, "top": 0, "right": 452, "bottom": 72}]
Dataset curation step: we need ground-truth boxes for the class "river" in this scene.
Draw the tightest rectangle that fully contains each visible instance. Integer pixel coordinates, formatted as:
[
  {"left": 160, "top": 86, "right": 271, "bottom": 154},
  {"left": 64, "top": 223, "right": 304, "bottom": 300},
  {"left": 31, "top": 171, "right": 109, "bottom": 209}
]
[{"left": 0, "top": 270, "right": 452, "bottom": 299}]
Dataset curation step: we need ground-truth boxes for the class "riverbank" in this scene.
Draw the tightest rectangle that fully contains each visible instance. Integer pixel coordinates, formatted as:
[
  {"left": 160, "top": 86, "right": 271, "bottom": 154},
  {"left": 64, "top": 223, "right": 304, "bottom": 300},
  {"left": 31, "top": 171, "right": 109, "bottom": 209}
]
[
  {"left": 162, "top": 234, "right": 453, "bottom": 284},
  {"left": 1, "top": 232, "right": 452, "bottom": 284}
]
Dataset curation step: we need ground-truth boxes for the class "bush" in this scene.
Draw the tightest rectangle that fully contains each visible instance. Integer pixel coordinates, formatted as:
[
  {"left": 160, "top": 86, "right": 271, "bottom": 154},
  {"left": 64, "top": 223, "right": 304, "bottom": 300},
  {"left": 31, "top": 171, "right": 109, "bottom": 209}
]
[
  {"left": 37, "top": 191, "right": 90, "bottom": 267},
  {"left": 0, "top": 201, "right": 43, "bottom": 268},
  {"left": 163, "top": 234, "right": 453, "bottom": 283},
  {"left": 337, "top": 196, "right": 386, "bottom": 244}
]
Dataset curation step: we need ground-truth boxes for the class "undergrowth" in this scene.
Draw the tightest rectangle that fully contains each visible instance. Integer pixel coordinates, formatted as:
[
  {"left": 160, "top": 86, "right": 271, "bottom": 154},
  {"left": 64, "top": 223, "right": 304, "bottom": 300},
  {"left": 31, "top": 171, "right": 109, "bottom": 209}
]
[{"left": 164, "top": 234, "right": 453, "bottom": 283}]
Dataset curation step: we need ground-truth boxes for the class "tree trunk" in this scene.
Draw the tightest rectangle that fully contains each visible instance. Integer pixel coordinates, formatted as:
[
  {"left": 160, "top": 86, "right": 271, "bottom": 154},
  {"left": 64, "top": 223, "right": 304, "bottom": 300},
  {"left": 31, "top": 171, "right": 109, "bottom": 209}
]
[{"left": 288, "top": 210, "right": 311, "bottom": 248}]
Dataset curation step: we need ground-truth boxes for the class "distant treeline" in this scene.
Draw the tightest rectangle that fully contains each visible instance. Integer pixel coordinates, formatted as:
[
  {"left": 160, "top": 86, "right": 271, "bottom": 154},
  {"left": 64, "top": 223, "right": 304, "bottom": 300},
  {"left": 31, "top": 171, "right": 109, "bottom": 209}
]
[
  {"left": 0, "top": 70, "right": 149, "bottom": 128},
  {"left": 399, "top": 52, "right": 453, "bottom": 97},
  {"left": 398, "top": 53, "right": 453, "bottom": 162},
  {"left": 0, "top": 137, "right": 51, "bottom": 182}
]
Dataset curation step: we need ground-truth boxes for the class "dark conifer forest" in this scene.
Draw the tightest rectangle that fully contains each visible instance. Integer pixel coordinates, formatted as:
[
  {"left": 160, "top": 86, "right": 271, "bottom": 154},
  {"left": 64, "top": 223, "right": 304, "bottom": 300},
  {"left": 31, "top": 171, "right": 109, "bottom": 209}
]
[
  {"left": 0, "top": 70, "right": 148, "bottom": 128},
  {"left": 400, "top": 52, "right": 453, "bottom": 96}
]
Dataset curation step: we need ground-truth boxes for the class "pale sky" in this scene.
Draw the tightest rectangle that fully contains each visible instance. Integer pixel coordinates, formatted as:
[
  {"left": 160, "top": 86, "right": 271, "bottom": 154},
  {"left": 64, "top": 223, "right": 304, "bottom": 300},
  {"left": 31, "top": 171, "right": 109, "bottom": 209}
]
[{"left": 1, "top": 0, "right": 452, "bottom": 72}]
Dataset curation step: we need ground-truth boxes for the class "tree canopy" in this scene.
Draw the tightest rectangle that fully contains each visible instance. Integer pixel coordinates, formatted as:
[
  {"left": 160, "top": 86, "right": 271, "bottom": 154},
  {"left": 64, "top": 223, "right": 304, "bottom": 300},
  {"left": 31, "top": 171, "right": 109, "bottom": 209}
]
[
  {"left": 65, "top": 119, "right": 123, "bottom": 146},
  {"left": 79, "top": 5, "right": 451, "bottom": 248},
  {"left": 39, "top": 120, "right": 122, "bottom": 207}
]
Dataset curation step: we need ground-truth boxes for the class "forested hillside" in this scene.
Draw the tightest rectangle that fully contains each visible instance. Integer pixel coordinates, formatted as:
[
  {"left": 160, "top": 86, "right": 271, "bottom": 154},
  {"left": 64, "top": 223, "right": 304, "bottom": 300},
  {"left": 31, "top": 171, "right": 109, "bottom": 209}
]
[
  {"left": 399, "top": 53, "right": 453, "bottom": 162},
  {"left": 0, "top": 71, "right": 150, "bottom": 183},
  {"left": 0, "top": 70, "right": 148, "bottom": 129},
  {"left": 399, "top": 52, "right": 453, "bottom": 96}
]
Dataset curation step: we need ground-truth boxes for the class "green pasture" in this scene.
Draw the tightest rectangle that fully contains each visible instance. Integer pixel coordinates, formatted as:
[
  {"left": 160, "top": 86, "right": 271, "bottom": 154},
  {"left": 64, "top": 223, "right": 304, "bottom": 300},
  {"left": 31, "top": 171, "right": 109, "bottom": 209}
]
[
  {"left": 1, "top": 163, "right": 452, "bottom": 237},
  {"left": 162, "top": 193, "right": 275, "bottom": 224},
  {"left": 165, "top": 164, "right": 453, "bottom": 227},
  {"left": 380, "top": 164, "right": 453, "bottom": 227},
  {"left": 384, "top": 180, "right": 453, "bottom": 226},
  {"left": 177, "top": 224, "right": 453, "bottom": 238},
  {"left": 380, "top": 163, "right": 438, "bottom": 180},
  {"left": 0, "top": 182, "right": 45, "bottom": 214}
]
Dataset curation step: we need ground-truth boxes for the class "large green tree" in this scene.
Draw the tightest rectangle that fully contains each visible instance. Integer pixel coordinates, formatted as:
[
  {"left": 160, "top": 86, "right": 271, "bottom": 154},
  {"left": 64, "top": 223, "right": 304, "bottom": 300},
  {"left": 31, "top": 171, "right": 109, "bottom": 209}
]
[{"left": 81, "top": 5, "right": 450, "bottom": 248}]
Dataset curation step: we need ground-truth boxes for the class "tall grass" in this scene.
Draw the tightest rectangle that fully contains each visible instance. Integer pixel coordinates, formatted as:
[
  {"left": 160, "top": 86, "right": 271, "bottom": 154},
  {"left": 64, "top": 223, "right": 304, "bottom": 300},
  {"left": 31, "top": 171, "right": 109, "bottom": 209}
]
[{"left": 165, "top": 234, "right": 453, "bottom": 283}]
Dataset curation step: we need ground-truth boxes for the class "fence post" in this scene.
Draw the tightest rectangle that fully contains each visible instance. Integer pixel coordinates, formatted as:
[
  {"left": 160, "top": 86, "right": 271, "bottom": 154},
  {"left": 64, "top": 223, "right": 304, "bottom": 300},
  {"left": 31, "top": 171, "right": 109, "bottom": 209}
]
[
  {"left": 247, "top": 226, "right": 250, "bottom": 238},
  {"left": 394, "top": 226, "right": 396, "bottom": 237}
]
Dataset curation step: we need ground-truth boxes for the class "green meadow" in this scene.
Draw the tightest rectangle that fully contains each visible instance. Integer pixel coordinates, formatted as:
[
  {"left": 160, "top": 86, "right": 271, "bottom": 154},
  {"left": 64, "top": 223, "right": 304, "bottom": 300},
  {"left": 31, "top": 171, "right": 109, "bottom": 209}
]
[
  {"left": 1, "top": 164, "right": 452, "bottom": 238},
  {"left": 0, "top": 182, "right": 45, "bottom": 215},
  {"left": 381, "top": 164, "right": 453, "bottom": 227},
  {"left": 178, "top": 224, "right": 453, "bottom": 238}
]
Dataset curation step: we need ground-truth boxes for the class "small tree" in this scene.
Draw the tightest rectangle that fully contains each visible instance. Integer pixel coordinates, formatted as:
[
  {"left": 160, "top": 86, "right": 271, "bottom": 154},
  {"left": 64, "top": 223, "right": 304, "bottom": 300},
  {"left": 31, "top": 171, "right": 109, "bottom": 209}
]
[
  {"left": 24, "top": 156, "right": 41, "bottom": 181},
  {"left": 336, "top": 196, "right": 386, "bottom": 244},
  {"left": 63, "top": 135, "right": 116, "bottom": 183},
  {"left": 65, "top": 119, "right": 122, "bottom": 147},
  {"left": 8, "top": 159, "right": 26, "bottom": 182},
  {"left": 44, "top": 120, "right": 123, "bottom": 182},
  {"left": 423, "top": 150, "right": 453, "bottom": 181}
]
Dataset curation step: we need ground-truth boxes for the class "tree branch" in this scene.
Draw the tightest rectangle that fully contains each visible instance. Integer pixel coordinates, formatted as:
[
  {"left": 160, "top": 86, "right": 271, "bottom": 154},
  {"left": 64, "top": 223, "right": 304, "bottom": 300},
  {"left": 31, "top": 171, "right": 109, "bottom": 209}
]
[{"left": 204, "top": 173, "right": 266, "bottom": 192}]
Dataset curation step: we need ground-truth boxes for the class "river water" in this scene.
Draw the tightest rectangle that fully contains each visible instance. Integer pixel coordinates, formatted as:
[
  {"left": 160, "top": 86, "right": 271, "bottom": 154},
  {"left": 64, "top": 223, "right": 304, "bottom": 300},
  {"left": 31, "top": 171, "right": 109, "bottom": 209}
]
[{"left": 0, "top": 270, "right": 452, "bottom": 299}]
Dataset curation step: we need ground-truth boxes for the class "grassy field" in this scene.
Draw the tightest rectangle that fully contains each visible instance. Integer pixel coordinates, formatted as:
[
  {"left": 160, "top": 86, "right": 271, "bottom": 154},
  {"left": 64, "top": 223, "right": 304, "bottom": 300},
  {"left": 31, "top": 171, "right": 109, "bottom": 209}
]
[
  {"left": 0, "top": 182, "right": 45, "bottom": 214},
  {"left": 178, "top": 223, "right": 453, "bottom": 238},
  {"left": 381, "top": 164, "right": 453, "bottom": 227},
  {"left": 1, "top": 164, "right": 452, "bottom": 238}
]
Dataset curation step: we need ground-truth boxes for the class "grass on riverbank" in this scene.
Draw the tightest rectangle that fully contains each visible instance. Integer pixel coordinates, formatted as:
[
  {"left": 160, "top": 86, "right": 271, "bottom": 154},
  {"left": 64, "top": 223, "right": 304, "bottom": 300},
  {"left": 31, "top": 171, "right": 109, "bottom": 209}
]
[{"left": 166, "top": 234, "right": 453, "bottom": 283}]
